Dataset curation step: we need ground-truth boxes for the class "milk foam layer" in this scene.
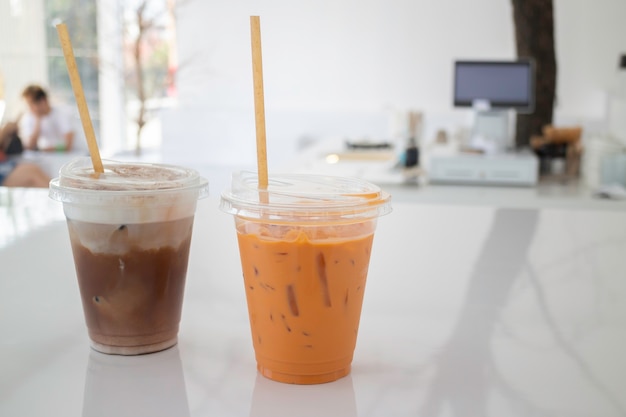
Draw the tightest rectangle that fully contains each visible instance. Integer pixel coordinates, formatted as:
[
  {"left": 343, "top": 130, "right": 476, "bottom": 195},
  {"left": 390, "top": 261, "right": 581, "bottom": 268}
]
[
  {"left": 68, "top": 217, "right": 193, "bottom": 255},
  {"left": 49, "top": 158, "right": 208, "bottom": 224},
  {"left": 61, "top": 192, "right": 199, "bottom": 224}
]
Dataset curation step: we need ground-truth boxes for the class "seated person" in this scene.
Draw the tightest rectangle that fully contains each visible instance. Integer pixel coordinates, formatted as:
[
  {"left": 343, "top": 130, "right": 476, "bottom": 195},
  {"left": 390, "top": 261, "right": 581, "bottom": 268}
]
[
  {"left": 0, "top": 123, "right": 50, "bottom": 187},
  {"left": 19, "top": 84, "right": 75, "bottom": 152}
]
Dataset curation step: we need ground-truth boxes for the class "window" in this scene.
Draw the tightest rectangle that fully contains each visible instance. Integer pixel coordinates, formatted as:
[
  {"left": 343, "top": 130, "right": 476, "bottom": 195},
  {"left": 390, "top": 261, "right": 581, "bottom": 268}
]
[{"left": 45, "top": 0, "right": 100, "bottom": 140}]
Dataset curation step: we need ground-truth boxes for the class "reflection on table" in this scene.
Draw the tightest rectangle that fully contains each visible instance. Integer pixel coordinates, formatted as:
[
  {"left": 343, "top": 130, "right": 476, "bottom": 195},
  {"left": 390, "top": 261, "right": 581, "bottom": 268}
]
[
  {"left": 83, "top": 347, "right": 190, "bottom": 417},
  {"left": 249, "top": 373, "right": 356, "bottom": 417}
]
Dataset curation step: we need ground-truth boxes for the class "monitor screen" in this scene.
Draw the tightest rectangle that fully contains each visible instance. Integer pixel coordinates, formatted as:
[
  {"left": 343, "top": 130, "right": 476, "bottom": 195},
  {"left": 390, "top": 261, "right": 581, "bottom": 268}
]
[{"left": 453, "top": 60, "right": 534, "bottom": 112}]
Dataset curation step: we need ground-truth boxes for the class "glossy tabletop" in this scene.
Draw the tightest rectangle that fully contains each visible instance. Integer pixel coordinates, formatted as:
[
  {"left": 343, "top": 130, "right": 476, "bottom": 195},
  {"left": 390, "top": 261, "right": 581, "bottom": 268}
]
[{"left": 1, "top": 187, "right": 625, "bottom": 417}]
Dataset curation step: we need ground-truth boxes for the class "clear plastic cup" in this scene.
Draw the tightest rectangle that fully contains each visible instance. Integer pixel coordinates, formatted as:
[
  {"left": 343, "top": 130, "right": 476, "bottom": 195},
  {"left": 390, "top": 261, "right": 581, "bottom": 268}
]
[
  {"left": 220, "top": 171, "right": 391, "bottom": 384},
  {"left": 49, "top": 157, "right": 208, "bottom": 355}
]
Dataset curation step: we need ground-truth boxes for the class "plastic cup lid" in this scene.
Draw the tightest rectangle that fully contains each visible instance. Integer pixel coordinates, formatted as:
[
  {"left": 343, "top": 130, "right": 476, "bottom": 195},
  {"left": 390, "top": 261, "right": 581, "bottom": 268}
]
[
  {"left": 49, "top": 157, "right": 209, "bottom": 205},
  {"left": 220, "top": 171, "right": 392, "bottom": 222}
]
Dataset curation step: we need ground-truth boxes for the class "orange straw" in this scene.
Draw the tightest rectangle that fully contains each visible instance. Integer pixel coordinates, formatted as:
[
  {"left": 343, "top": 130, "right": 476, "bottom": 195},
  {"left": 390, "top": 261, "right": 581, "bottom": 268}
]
[
  {"left": 56, "top": 23, "right": 104, "bottom": 174},
  {"left": 250, "top": 16, "right": 268, "bottom": 189}
]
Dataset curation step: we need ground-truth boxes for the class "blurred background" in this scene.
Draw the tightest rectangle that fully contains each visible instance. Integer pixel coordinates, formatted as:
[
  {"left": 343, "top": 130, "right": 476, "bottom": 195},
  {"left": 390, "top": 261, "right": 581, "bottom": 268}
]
[{"left": 1, "top": 0, "right": 625, "bottom": 195}]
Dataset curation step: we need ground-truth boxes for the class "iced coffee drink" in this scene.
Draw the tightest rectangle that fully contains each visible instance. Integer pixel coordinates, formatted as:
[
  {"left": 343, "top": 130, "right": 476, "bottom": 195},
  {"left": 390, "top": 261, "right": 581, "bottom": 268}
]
[
  {"left": 221, "top": 171, "right": 391, "bottom": 383},
  {"left": 50, "top": 158, "right": 208, "bottom": 355}
]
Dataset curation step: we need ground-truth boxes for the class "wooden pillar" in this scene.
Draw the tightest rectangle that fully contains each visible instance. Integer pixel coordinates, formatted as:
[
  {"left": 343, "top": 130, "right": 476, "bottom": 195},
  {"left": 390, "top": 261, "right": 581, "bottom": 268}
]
[{"left": 511, "top": 0, "right": 557, "bottom": 148}]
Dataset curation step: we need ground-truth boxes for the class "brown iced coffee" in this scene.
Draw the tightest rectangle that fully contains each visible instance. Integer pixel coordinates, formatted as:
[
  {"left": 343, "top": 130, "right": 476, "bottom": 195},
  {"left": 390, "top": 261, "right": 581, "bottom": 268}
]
[
  {"left": 50, "top": 158, "right": 208, "bottom": 355},
  {"left": 69, "top": 217, "right": 193, "bottom": 353}
]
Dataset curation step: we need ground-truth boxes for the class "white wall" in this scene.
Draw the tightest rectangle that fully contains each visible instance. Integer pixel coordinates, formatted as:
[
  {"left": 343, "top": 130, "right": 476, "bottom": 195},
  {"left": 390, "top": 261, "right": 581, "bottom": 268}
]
[
  {"left": 97, "top": 0, "right": 126, "bottom": 154},
  {"left": 554, "top": 0, "right": 626, "bottom": 121},
  {"left": 0, "top": 0, "right": 48, "bottom": 121},
  {"left": 164, "top": 0, "right": 626, "bottom": 169},
  {"left": 175, "top": 0, "right": 515, "bottom": 112}
]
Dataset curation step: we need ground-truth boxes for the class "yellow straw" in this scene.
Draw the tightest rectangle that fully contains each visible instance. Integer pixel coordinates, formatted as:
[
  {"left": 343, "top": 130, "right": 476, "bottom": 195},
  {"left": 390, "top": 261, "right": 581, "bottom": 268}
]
[
  {"left": 250, "top": 16, "right": 268, "bottom": 189},
  {"left": 56, "top": 23, "right": 104, "bottom": 174}
]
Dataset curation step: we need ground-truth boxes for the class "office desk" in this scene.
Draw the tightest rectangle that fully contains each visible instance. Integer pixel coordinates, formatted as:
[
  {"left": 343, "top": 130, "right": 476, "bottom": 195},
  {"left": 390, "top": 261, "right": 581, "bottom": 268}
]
[{"left": 1, "top": 188, "right": 625, "bottom": 416}]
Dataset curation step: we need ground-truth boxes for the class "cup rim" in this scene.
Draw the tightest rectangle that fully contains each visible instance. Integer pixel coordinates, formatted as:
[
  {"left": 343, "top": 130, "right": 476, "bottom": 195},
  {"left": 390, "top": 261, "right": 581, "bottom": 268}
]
[
  {"left": 220, "top": 171, "right": 392, "bottom": 222},
  {"left": 49, "top": 158, "right": 209, "bottom": 204}
]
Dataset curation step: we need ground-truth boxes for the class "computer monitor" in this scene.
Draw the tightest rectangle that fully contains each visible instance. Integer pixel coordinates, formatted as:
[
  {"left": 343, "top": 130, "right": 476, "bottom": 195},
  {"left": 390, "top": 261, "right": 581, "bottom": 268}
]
[
  {"left": 453, "top": 59, "right": 535, "bottom": 151},
  {"left": 453, "top": 59, "right": 535, "bottom": 113}
]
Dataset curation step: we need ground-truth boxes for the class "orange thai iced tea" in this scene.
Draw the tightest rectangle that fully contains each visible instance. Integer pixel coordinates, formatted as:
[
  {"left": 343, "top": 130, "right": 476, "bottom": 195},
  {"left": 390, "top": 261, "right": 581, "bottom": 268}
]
[
  {"left": 221, "top": 171, "right": 391, "bottom": 384},
  {"left": 236, "top": 221, "right": 375, "bottom": 384}
]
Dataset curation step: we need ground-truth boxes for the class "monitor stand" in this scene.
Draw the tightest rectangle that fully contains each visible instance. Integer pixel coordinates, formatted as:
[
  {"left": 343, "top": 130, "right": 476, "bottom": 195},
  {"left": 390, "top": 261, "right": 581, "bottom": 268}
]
[{"left": 470, "top": 109, "right": 511, "bottom": 153}]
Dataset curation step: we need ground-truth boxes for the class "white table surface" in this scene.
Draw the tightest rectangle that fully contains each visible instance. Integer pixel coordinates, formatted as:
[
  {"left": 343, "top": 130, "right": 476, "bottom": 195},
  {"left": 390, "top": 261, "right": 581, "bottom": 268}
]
[{"left": 1, "top": 187, "right": 625, "bottom": 417}]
